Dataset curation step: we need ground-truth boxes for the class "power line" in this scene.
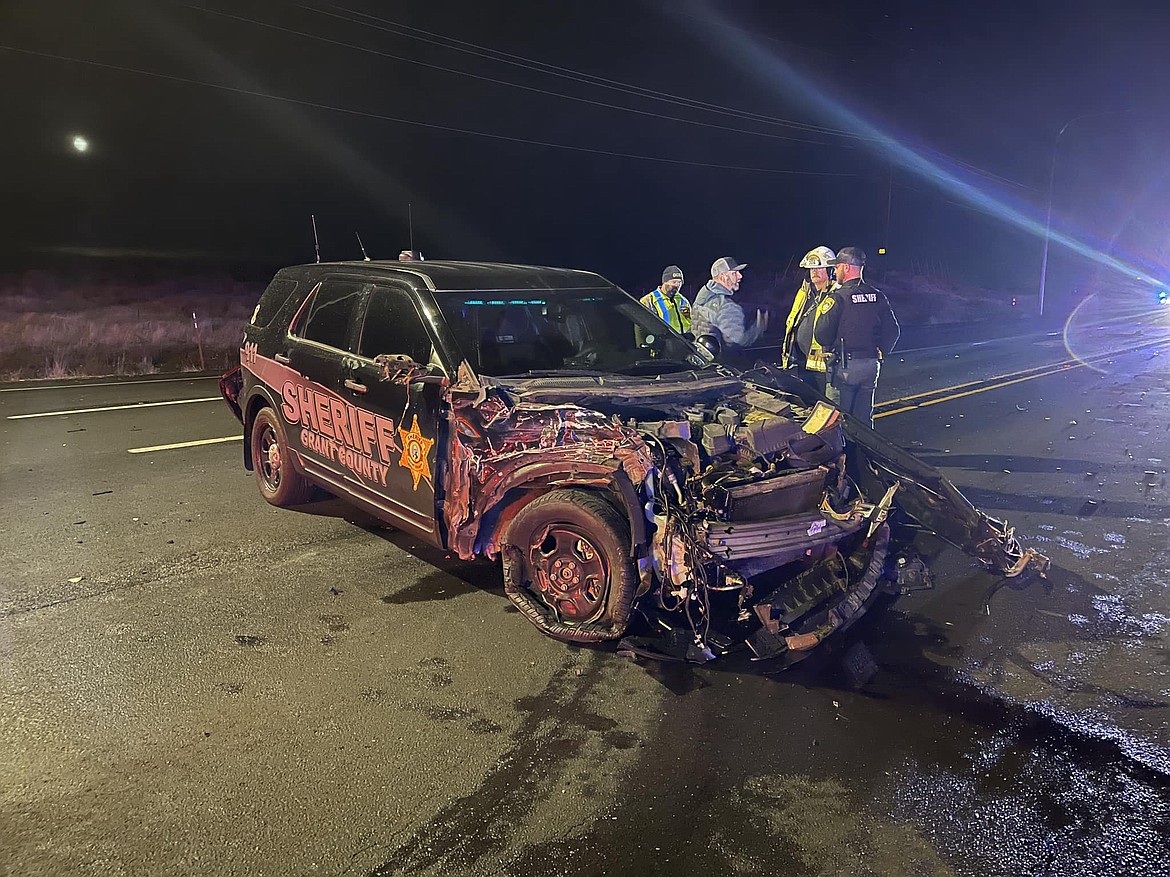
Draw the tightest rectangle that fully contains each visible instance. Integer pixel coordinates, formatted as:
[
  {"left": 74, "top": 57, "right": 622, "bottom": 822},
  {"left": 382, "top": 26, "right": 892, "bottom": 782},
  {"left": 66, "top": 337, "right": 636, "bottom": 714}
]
[
  {"left": 310, "top": 2, "right": 880, "bottom": 141},
  {"left": 660, "top": 3, "right": 1038, "bottom": 192},
  {"left": 312, "top": 4, "right": 1036, "bottom": 193},
  {"left": 180, "top": 4, "right": 833, "bottom": 147},
  {"left": 0, "top": 43, "right": 858, "bottom": 178}
]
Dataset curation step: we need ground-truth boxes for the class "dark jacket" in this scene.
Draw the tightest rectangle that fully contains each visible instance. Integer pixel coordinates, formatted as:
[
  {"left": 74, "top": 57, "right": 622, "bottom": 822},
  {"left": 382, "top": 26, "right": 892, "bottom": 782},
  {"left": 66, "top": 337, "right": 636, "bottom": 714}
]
[{"left": 813, "top": 277, "right": 899, "bottom": 359}]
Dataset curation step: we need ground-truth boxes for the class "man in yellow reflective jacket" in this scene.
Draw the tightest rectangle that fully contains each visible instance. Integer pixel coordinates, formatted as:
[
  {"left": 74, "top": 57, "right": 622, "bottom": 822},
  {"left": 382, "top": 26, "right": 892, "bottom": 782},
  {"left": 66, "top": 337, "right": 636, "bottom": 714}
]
[
  {"left": 781, "top": 246, "right": 838, "bottom": 394},
  {"left": 639, "top": 266, "right": 692, "bottom": 335}
]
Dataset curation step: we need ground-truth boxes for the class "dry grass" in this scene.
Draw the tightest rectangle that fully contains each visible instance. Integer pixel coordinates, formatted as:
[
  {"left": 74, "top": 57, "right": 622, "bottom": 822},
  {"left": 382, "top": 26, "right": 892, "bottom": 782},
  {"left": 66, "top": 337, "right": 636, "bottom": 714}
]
[{"left": 0, "top": 272, "right": 261, "bottom": 379}]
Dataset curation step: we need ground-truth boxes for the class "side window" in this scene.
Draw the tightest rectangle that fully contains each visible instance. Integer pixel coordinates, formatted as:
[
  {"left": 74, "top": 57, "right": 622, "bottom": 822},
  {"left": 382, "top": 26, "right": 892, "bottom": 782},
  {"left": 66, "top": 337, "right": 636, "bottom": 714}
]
[
  {"left": 297, "top": 281, "right": 363, "bottom": 350},
  {"left": 358, "top": 285, "right": 434, "bottom": 363},
  {"left": 251, "top": 278, "right": 299, "bottom": 327}
]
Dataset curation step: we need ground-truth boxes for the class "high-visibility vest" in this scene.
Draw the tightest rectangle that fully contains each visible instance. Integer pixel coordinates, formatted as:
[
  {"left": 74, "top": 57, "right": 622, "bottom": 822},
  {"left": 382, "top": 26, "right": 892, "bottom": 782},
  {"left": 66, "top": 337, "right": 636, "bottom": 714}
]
[
  {"left": 639, "top": 288, "right": 692, "bottom": 333},
  {"left": 782, "top": 281, "right": 836, "bottom": 371},
  {"left": 804, "top": 296, "right": 836, "bottom": 372}
]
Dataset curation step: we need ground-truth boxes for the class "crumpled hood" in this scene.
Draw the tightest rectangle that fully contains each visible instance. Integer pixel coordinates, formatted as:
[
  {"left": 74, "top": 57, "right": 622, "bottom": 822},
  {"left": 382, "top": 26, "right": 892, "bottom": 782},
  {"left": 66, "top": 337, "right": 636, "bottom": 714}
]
[{"left": 492, "top": 369, "right": 744, "bottom": 411}]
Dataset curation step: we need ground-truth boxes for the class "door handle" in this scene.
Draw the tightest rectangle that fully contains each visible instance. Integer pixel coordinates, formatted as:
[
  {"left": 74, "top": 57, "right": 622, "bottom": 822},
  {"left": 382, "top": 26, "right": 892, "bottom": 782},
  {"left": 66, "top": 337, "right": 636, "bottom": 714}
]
[
  {"left": 274, "top": 353, "right": 291, "bottom": 364},
  {"left": 344, "top": 379, "right": 368, "bottom": 395}
]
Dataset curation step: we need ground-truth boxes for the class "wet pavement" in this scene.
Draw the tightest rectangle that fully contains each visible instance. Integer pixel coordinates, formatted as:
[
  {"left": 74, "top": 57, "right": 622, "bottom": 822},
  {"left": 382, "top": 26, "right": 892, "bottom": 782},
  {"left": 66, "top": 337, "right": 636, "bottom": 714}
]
[{"left": 1, "top": 300, "right": 1168, "bottom": 875}]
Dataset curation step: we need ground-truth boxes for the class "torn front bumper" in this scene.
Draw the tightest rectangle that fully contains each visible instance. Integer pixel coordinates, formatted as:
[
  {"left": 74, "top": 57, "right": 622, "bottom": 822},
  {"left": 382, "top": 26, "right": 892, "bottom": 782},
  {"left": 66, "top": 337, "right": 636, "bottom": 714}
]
[{"left": 746, "top": 523, "right": 890, "bottom": 660}]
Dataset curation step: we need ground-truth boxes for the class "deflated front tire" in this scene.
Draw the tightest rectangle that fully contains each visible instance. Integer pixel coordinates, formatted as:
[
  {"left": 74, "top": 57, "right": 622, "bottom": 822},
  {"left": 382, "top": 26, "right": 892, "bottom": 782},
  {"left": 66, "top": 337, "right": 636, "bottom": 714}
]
[{"left": 501, "top": 489, "right": 638, "bottom": 643}]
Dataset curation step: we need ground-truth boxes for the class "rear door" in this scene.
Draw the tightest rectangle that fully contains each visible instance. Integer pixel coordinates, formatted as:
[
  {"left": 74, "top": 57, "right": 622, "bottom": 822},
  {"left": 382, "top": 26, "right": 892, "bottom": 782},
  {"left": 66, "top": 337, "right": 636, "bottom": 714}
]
[
  {"left": 342, "top": 281, "right": 445, "bottom": 542},
  {"left": 280, "top": 277, "right": 366, "bottom": 473}
]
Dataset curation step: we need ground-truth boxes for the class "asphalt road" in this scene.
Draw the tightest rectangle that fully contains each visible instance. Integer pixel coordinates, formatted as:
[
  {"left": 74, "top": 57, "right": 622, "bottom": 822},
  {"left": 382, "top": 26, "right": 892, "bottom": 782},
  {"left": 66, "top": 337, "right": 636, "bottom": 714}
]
[{"left": 2, "top": 299, "right": 1169, "bottom": 876}]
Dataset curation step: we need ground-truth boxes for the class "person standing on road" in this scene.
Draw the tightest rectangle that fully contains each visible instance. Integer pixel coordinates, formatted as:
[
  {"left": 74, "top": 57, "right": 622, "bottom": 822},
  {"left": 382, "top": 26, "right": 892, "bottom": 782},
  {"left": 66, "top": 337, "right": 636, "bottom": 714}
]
[
  {"left": 813, "top": 247, "right": 899, "bottom": 427},
  {"left": 639, "top": 266, "right": 692, "bottom": 335},
  {"left": 692, "top": 257, "right": 769, "bottom": 349},
  {"left": 781, "top": 246, "right": 838, "bottom": 395}
]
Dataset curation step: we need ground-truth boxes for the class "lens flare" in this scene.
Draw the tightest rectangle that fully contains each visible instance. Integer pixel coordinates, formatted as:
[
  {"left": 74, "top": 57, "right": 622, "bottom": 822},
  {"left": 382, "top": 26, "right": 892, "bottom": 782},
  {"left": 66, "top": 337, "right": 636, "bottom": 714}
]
[{"left": 687, "top": 3, "right": 1168, "bottom": 293}]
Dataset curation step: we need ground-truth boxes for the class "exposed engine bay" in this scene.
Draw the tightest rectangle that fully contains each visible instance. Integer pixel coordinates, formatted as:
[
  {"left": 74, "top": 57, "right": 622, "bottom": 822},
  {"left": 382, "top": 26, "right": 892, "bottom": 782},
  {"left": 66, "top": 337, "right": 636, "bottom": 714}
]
[{"left": 481, "top": 367, "right": 1048, "bottom": 665}]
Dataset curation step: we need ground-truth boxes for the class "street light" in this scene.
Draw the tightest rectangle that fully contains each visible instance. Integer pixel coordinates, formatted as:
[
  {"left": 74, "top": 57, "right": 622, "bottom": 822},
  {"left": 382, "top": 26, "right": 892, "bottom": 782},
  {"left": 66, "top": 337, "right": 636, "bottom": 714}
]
[{"left": 1037, "top": 110, "right": 1134, "bottom": 316}]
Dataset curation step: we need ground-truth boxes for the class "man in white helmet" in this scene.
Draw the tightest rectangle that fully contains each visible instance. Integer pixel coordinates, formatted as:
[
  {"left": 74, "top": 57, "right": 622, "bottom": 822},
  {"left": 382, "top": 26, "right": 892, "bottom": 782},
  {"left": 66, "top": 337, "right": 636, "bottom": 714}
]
[
  {"left": 781, "top": 246, "right": 838, "bottom": 394},
  {"left": 691, "top": 257, "right": 768, "bottom": 349}
]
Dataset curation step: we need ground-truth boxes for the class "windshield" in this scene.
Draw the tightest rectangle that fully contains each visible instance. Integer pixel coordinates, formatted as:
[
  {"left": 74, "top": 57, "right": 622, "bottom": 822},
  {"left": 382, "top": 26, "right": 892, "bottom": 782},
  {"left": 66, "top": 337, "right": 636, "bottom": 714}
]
[{"left": 435, "top": 289, "right": 708, "bottom": 377}]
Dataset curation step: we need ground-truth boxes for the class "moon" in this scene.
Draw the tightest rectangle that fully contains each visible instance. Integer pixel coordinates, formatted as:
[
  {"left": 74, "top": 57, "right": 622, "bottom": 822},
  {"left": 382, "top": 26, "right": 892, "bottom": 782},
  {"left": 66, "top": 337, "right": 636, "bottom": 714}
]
[{"left": 71, "top": 135, "right": 89, "bottom": 153}]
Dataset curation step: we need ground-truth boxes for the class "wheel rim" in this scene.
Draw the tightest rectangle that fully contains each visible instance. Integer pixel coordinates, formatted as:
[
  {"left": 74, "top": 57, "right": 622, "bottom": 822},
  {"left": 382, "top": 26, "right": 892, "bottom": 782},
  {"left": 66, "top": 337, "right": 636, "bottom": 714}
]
[
  {"left": 258, "top": 424, "right": 282, "bottom": 492},
  {"left": 529, "top": 527, "right": 608, "bottom": 623}
]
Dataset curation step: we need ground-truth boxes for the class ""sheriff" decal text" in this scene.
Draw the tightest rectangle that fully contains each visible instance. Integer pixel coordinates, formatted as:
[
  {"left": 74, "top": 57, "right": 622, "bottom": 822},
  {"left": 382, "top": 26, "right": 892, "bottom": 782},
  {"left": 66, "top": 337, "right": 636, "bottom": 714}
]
[{"left": 281, "top": 380, "right": 400, "bottom": 486}]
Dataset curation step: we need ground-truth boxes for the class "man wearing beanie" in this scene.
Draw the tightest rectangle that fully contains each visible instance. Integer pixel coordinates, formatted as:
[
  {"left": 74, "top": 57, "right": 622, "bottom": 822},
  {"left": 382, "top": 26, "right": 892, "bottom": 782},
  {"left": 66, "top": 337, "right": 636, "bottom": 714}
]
[{"left": 639, "top": 265, "right": 692, "bottom": 335}]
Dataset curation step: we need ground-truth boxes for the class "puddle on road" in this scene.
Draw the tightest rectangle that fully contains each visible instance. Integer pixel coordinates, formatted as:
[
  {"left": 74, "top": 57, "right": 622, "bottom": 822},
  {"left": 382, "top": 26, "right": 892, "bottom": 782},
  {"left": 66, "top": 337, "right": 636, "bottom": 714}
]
[
  {"left": 891, "top": 722, "right": 1168, "bottom": 877},
  {"left": 478, "top": 603, "right": 1170, "bottom": 877}
]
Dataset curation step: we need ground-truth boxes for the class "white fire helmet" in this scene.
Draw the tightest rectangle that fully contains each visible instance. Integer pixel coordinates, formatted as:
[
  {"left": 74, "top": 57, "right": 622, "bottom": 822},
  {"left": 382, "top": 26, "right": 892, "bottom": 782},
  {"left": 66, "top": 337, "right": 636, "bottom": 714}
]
[{"left": 799, "top": 246, "right": 836, "bottom": 269}]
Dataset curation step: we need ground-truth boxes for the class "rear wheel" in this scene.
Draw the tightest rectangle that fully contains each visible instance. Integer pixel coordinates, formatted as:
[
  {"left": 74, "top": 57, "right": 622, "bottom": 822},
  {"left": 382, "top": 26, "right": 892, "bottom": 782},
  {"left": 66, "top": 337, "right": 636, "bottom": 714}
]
[
  {"left": 250, "top": 406, "right": 313, "bottom": 507},
  {"left": 502, "top": 489, "right": 637, "bottom": 643}
]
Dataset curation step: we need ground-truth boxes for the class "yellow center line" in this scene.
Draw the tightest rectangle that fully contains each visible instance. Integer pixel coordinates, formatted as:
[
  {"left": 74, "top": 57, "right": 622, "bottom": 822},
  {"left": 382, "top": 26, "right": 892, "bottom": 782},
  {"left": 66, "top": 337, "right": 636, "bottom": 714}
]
[
  {"left": 128, "top": 435, "right": 241, "bottom": 454},
  {"left": 875, "top": 359, "right": 1077, "bottom": 409},
  {"left": 875, "top": 335, "right": 1168, "bottom": 414},
  {"left": 874, "top": 345, "right": 1155, "bottom": 419}
]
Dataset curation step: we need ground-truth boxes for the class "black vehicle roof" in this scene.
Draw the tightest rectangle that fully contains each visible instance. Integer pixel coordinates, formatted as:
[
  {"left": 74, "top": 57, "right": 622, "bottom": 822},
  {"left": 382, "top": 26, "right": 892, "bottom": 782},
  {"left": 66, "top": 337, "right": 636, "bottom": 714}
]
[{"left": 284, "top": 260, "right": 617, "bottom": 293}]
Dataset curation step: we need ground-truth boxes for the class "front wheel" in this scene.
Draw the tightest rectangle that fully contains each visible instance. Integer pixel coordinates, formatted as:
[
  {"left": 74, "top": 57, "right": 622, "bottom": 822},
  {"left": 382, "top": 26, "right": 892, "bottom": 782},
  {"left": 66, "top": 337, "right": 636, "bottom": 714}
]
[
  {"left": 501, "top": 489, "right": 637, "bottom": 643},
  {"left": 250, "top": 406, "right": 313, "bottom": 507}
]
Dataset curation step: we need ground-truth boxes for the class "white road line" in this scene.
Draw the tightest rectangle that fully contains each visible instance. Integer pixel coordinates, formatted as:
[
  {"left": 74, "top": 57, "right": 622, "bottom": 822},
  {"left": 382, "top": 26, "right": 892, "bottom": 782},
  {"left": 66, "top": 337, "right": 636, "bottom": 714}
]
[
  {"left": 0, "top": 375, "right": 221, "bottom": 393},
  {"left": 7, "top": 397, "right": 221, "bottom": 420},
  {"left": 127, "top": 435, "right": 242, "bottom": 454}
]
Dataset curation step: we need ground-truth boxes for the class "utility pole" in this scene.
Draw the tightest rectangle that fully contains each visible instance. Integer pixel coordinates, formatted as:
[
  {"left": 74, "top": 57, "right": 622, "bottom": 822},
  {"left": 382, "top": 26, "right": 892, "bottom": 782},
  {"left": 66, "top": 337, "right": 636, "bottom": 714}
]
[{"left": 883, "top": 162, "right": 893, "bottom": 252}]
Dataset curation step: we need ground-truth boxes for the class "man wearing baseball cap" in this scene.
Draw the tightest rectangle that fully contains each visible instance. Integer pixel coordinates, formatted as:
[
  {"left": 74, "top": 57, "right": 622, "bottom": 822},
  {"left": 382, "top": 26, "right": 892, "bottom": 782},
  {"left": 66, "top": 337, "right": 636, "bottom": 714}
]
[
  {"left": 813, "top": 247, "right": 900, "bottom": 427},
  {"left": 691, "top": 257, "right": 769, "bottom": 349},
  {"left": 639, "top": 265, "right": 692, "bottom": 335}
]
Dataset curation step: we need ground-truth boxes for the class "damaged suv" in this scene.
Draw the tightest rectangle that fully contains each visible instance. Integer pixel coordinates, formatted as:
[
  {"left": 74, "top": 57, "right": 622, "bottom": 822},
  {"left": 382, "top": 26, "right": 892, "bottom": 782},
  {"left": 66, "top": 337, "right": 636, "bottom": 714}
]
[{"left": 221, "top": 261, "right": 1046, "bottom": 664}]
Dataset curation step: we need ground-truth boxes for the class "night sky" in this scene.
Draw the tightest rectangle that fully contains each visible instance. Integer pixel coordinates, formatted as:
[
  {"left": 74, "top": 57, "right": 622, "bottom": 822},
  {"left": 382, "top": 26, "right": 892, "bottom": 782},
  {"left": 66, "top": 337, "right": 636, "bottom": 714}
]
[{"left": 2, "top": 0, "right": 1168, "bottom": 299}]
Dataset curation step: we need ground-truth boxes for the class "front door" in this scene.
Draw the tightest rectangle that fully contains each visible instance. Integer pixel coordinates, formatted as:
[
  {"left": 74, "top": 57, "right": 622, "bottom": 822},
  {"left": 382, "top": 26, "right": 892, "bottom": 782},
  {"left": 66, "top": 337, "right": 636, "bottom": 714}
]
[{"left": 343, "top": 281, "right": 444, "bottom": 543}]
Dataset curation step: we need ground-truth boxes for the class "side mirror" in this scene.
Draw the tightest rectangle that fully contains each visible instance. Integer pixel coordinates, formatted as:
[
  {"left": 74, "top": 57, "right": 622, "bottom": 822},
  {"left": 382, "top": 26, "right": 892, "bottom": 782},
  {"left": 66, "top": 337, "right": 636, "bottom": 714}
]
[
  {"left": 373, "top": 353, "right": 445, "bottom": 385},
  {"left": 374, "top": 353, "right": 419, "bottom": 376},
  {"left": 695, "top": 333, "right": 722, "bottom": 361}
]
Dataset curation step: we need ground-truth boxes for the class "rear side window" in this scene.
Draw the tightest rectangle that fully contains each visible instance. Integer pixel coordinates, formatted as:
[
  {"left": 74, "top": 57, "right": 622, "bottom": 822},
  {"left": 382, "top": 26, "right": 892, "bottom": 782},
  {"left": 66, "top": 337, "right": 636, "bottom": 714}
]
[
  {"left": 358, "top": 285, "right": 433, "bottom": 363},
  {"left": 250, "top": 278, "right": 299, "bottom": 327},
  {"left": 297, "top": 281, "right": 363, "bottom": 350}
]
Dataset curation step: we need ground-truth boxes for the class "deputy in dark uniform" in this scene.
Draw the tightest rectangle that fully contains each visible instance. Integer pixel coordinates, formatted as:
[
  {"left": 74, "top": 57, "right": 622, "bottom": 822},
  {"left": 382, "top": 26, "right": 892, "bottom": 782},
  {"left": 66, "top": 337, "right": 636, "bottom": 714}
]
[{"left": 813, "top": 247, "right": 899, "bottom": 428}]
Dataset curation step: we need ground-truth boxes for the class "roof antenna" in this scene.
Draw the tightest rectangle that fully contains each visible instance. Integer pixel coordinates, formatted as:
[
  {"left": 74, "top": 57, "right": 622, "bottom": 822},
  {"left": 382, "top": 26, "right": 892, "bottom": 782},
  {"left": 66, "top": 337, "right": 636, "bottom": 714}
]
[
  {"left": 408, "top": 202, "right": 414, "bottom": 252},
  {"left": 355, "top": 231, "right": 370, "bottom": 261},
  {"left": 311, "top": 214, "right": 321, "bottom": 263}
]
